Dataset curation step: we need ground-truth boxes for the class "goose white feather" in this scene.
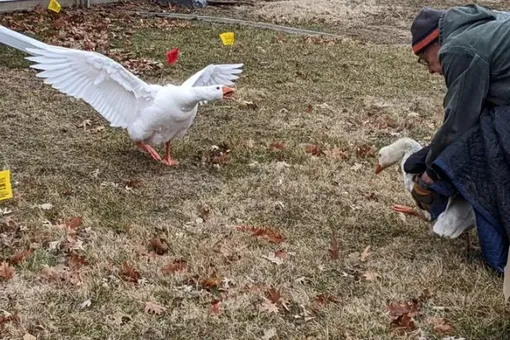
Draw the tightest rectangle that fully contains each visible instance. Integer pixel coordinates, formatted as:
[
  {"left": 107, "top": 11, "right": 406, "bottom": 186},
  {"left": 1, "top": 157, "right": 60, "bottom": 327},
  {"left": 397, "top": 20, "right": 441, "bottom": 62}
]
[
  {"left": 0, "top": 24, "right": 243, "bottom": 165},
  {"left": 376, "top": 137, "right": 476, "bottom": 239}
]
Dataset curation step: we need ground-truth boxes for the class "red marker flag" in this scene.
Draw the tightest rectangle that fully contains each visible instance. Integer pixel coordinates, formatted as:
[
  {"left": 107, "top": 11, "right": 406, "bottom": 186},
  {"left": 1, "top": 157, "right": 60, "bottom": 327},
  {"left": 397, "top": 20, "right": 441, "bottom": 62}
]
[{"left": 166, "top": 48, "right": 179, "bottom": 66}]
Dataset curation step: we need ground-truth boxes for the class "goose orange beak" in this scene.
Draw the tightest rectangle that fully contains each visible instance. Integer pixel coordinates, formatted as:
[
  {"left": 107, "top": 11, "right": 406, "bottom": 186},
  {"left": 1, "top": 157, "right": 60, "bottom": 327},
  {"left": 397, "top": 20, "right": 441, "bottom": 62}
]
[
  {"left": 222, "top": 87, "right": 235, "bottom": 99},
  {"left": 375, "top": 162, "right": 384, "bottom": 174}
]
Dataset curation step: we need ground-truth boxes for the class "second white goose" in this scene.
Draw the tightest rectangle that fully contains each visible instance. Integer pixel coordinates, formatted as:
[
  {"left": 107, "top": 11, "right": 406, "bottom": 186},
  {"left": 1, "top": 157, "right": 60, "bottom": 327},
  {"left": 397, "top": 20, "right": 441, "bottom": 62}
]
[{"left": 376, "top": 137, "right": 476, "bottom": 239}]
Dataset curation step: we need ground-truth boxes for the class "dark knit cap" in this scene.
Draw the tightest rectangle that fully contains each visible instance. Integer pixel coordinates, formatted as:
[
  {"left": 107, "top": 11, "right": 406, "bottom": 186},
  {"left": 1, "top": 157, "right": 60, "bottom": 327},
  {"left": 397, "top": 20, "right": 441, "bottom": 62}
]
[{"left": 411, "top": 7, "right": 446, "bottom": 55}]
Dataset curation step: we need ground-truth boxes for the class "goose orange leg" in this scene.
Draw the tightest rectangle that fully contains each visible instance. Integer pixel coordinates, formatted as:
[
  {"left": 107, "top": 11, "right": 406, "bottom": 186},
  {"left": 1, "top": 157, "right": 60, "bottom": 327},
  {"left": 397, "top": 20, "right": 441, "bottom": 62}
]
[
  {"left": 161, "top": 141, "right": 179, "bottom": 167},
  {"left": 392, "top": 204, "right": 428, "bottom": 221},
  {"left": 136, "top": 142, "right": 161, "bottom": 161}
]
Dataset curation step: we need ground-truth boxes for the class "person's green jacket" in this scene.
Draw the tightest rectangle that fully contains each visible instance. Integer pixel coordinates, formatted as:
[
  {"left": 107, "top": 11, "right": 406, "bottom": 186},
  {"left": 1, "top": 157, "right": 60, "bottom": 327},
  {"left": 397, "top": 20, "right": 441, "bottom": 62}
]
[{"left": 426, "top": 5, "right": 510, "bottom": 168}]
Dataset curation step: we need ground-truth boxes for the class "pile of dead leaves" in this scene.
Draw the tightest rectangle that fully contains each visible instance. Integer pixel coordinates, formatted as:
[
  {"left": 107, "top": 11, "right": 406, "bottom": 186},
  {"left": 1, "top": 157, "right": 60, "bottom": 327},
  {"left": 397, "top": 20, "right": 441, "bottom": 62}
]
[
  {"left": 0, "top": 3, "right": 184, "bottom": 76},
  {"left": 1, "top": 7, "right": 110, "bottom": 53},
  {"left": 386, "top": 297, "right": 454, "bottom": 336}
]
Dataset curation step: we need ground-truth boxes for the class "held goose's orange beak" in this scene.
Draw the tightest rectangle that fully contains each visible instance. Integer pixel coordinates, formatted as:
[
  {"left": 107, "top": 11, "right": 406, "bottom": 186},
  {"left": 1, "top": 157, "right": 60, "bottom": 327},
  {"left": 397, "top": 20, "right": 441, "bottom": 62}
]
[
  {"left": 375, "top": 162, "right": 384, "bottom": 174},
  {"left": 222, "top": 86, "right": 235, "bottom": 99}
]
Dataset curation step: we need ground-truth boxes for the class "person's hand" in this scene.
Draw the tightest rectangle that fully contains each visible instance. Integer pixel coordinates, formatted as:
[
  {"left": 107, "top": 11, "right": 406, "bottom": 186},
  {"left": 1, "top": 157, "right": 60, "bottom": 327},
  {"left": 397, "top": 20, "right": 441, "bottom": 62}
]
[
  {"left": 420, "top": 171, "right": 434, "bottom": 185},
  {"left": 411, "top": 174, "right": 434, "bottom": 211}
]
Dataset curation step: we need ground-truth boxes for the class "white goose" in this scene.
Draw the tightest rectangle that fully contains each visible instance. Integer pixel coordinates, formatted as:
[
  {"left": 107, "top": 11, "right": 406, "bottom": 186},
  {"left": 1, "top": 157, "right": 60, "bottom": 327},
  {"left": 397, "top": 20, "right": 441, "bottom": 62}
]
[
  {"left": 375, "top": 137, "right": 476, "bottom": 239},
  {"left": 0, "top": 25, "right": 243, "bottom": 166}
]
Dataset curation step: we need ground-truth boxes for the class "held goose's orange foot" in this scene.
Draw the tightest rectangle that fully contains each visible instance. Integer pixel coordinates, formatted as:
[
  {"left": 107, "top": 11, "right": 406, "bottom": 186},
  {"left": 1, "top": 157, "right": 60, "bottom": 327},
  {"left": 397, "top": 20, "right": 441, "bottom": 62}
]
[
  {"left": 136, "top": 142, "right": 162, "bottom": 161},
  {"left": 392, "top": 204, "right": 428, "bottom": 221}
]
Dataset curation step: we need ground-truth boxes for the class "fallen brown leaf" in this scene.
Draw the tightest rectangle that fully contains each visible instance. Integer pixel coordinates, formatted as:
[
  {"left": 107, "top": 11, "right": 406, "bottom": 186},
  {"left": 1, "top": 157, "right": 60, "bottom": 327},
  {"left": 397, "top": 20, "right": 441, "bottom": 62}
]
[
  {"left": 144, "top": 301, "right": 167, "bottom": 315},
  {"left": 68, "top": 252, "right": 89, "bottom": 268},
  {"left": 392, "top": 313, "right": 416, "bottom": 333},
  {"left": 269, "top": 142, "right": 285, "bottom": 151},
  {"left": 119, "top": 58, "right": 163, "bottom": 76},
  {"left": 210, "top": 299, "right": 221, "bottom": 315},
  {"left": 121, "top": 261, "right": 140, "bottom": 283},
  {"left": 161, "top": 259, "right": 187, "bottom": 274},
  {"left": 304, "top": 144, "right": 324, "bottom": 156},
  {"left": 312, "top": 294, "right": 340, "bottom": 311},
  {"left": 202, "top": 274, "right": 221, "bottom": 290},
  {"left": 260, "top": 299, "right": 279, "bottom": 314},
  {"left": 274, "top": 249, "right": 287, "bottom": 258},
  {"left": 0, "top": 261, "right": 15, "bottom": 280},
  {"left": 387, "top": 300, "right": 422, "bottom": 333},
  {"left": 66, "top": 217, "right": 83, "bottom": 230},
  {"left": 205, "top": 143, "right": 231, "bottom": 166},
  {"left": 125, "top": 178, "right": 142, "bottom": 189},
  {"left": 306, "top": 104, "right": 313, "bottom": 113},
  {"left": 356, "top": 144, "right": 374, "bottom": 158},
  {"left": 9, "top": 249, "right": 33, "bottom": 265},
  {"left": 266, "top": 287, "right": 282, "bottom": 304},
  {"left": 387, "top": 300, "right": 421, "bottom": 318},
  {"left": 39, "top": 265, "right": 82, "bottom": 285},
  {"left": 431, "top": 317, "right": 454, "bottom": 335},
  {"left": 236, "top": 225, "right": 286, "bottom": 244},
  {"left": 315, "top": 294, "right": 340, "bottom": 305},
  {"left": 150, "top": 237, "right": 169, "bottom": 255},
  {"left": 329, "top": 233, "right": 339, "bottom": 260}
]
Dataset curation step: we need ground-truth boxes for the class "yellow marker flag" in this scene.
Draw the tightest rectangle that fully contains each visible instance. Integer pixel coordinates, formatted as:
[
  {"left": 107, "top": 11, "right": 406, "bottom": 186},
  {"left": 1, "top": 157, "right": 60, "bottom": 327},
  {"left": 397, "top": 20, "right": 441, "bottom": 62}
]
[
  {"left": 0, "top": 170, "right": 13, "bottom": 201},
  {"left": 219, "top": 32, "right": 235, "bottom": 46},
  {"left": 48, "top": 0, "right": 62, "bottom": 13}
]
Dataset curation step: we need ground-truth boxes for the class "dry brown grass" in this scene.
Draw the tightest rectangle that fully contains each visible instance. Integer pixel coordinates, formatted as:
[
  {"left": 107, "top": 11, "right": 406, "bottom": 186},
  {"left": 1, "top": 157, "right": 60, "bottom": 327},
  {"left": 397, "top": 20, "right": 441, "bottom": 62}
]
[
  {"left": 0, "top": 1, "right": 509, "bottom": 339},
  {"left": 208, "top": 0, "right": 510, "bottom": 44}
]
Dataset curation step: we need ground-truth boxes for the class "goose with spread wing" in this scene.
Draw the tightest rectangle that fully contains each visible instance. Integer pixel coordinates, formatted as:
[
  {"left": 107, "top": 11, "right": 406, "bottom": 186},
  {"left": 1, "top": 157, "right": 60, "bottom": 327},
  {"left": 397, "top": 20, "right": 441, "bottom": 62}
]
[
  {"left": 0, "top": 25, "right": 243, "bottom": 166},
  {"left": 375, "top": 137, "right": 476, "bottom": 239}
]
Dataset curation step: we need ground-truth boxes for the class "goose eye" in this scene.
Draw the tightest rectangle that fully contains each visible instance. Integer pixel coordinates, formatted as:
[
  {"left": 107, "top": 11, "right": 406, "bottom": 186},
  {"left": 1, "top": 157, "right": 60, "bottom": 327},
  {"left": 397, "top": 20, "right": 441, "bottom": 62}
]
[{"left": 216, "top": 86, "right": 220, "bottom": 90}]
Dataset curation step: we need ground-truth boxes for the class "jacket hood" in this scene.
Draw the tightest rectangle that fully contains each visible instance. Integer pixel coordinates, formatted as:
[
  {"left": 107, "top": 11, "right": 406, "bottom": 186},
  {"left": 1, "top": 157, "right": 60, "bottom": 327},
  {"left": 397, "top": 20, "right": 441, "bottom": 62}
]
[{"left": 440, "top": 5, "right": 497, "bottom": 44}]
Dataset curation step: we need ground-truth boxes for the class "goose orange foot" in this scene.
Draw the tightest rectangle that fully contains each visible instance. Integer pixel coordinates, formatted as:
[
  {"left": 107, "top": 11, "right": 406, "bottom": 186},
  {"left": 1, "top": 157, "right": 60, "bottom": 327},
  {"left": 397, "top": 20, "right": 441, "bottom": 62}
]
[
  {"left": 161, "top": 141, "right": 179, "bottom": 167},
  {"left": 162, "top": 157, "right": 179, "bottom": 166},
  {"left": 136, "top": 142, "right": 162, "bottom": 161},
  {"left": 392, "top": 204, "right": 428, "bottom": 221}
]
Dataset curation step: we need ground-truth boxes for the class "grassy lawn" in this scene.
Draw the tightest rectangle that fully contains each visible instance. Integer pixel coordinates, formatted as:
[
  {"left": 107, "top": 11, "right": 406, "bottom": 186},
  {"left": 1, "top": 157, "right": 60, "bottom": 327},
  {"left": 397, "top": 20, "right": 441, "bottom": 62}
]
[{"left": 0, "top": 3, "right": 509, "bottom": 339}]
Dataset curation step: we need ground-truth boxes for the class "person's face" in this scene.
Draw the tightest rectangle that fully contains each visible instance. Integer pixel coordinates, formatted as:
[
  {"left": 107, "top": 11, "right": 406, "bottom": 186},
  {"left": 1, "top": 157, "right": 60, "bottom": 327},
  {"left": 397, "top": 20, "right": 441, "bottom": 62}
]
[{"left": 417, "top": 42, "right": 442, "bottom": 75}]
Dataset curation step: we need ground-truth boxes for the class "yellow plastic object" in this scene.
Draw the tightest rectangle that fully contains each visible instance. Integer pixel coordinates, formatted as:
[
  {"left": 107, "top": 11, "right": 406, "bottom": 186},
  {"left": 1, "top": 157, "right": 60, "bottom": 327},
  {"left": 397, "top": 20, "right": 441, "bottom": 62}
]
[{"left": 219, "top": 32, "right": 235, "bottom": 46}]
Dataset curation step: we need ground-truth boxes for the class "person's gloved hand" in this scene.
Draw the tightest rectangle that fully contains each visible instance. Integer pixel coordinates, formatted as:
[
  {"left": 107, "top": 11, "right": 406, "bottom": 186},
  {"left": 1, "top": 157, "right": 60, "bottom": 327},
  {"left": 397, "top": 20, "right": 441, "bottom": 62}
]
[
  {"left": 403, "top": 145, "right": 430, "bottom": 174},
  {"left": 411, "top": 173, "right": 435, "bottom": 211}
]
